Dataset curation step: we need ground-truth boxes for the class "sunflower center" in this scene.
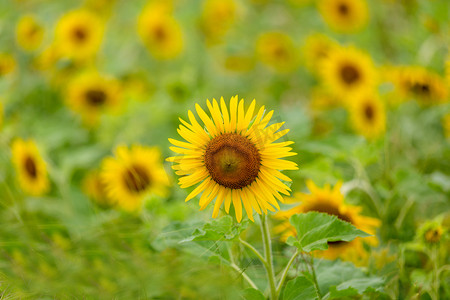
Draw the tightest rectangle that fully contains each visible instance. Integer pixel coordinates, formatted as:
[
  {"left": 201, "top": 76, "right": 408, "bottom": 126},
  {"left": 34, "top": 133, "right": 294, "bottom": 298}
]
[
  {"left": 364, "top": 103, "right": 375, "bottom": 121},
  {"left": 337, "top": 3, "right": 350, "bottom": 16},
  {"left": 123, "top": 164, "right": 151, "bottom": 193},
  {"left": 204, "top": 133, "right": 261, "bottom": 189},
  {"left": 73, "top": 27, "right": 88, "bottom": 42},
  {"left": 273, "top": 45, "right": 287, "bottom": 59},
  {"left": 340, "top": 64, "right": 360, "bottom": 85},
  {"left": 24, "top": 156, "right": 37, "bottom": 179},
  {"left": 425, "top": 229, "right": 441, "bottom": 243},
  {"left": 410, "top": 83, "right": 430, "bottom": 96},
  {"left": 153, "top": 25, "right": 167, "bottom": 42},
  {"left": 85, "top": 89, "right": 107, "bottom": 106}
]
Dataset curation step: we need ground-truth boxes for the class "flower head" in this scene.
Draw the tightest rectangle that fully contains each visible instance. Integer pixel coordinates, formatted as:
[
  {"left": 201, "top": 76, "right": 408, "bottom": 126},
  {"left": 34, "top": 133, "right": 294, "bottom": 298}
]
[
  {"left": 348, "top": 93, "right": 386, "bottom": 139},
  {"left": 168, "top": 96, "right": 298, "bottom": 222},
  {"left": 256, "top": 32, "right": 298, "bottom": 73},
  {"left": 318, "top": 0, "right": 369, "bottom": 33},
  {"left": 16, "top": 15, "right": 45, "bottom": 51}
]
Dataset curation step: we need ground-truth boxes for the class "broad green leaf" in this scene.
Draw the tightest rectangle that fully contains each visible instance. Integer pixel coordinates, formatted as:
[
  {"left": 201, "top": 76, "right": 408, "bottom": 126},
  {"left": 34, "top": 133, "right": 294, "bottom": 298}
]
[
  {"left": 242, "top": 288, "right": 265, "bottom": 300},
  {"left": 326, "top": 277, "right": 384, "bottom": 299},
  {"left": 282, "top": 275, "right": 318, "bottom": 300},
  {"left": 180, "top": 215, "right": 248, "bottom": 242},
  {"left": 286, "top": 212, "right": 370, "bottom": 252}
]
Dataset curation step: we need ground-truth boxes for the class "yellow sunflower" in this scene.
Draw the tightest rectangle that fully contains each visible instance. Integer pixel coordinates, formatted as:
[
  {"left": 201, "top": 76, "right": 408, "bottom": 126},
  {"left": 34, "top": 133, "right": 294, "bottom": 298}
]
[
  {"left": 0, "top": 53, "right": 16, "bottom": 77},
  {"left": 200, "top": 0, "right": 237, "bottom": 44},
  {"left": 16, "top": 15, "right": 45, "bottom": 52},
  {"left": 321, "top": 45, "right": 377, "bottom": 102},
  {"left": 55, "top": 9, "right": 104, "bottom": 61},
  {"left": 274, "top": 180, "right": 380, "bottom": 265},
  {"left": 224, "top": 54, "right": 254, "bottom": 72},
  {"left": 83, "top": 170, "right": 114, "bottom": 208},
  {"left": 167, "top": 96, "right": 298, "bottom": 222},
  {"left": 33, "top": 44, "right": 61, "bottom": 71},
  {"left": 302, "top": 33, "right": 337, "bottom": 74},
  {"left": 11, "top": 138, "right": 50, "bottom": 196},
  {"left": 318, "top": 0, "right": 369, "bottom": 33},
  {"left": 256, "top": 32, "right": 298, "bottom": 73},
  {"left": 391, "top": 66, "right": 448, "bottom": 105},
  {"left": 101, "top": 145, "right": 170, "bottom": 212},
  {"left": 137, "top": 2, "right": 183, "bottom": 60},
  {"left": 66, "top": 71, "right": 122, "bottom": 125},
  {"left": 348, "top": 93, "right": 386, "bottom": 140}
]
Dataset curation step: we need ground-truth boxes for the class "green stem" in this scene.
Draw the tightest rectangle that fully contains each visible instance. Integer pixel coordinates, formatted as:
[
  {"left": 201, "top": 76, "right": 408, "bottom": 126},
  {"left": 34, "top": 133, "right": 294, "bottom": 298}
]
[
  {"left": 239, "top": 237, "right": 267, "bottom": 266},
  {"left": 431, "top": 246, "right": 440, "bottom": 300},
  {"left": 260, "top": 214, "right": 277, "bottom": 300},
  {"left": 276, "top": 249, "right": 300, "bottom": 296},
  {"left": 309, "top": 255, "right": 322, "bottom": 300}
]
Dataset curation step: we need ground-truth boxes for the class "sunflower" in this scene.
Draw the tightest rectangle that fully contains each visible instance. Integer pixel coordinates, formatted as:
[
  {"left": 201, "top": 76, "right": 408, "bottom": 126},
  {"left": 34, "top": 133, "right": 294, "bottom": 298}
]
[
  {"left": 0, "top": 53, "right": 16, "bottom": 77},
  {"left": 200, "top": 0, "right": 237, "bottom": 44},
  {"left": 302, "top": 33, "right": 337, "bottom": 74},
  {"left": 417, "top": 220, "right": 447, "bottom": 246},
  {"left": 348, "top": 93, "right": 386, "bottom": 139},
  {"left": 318, "top": 0, "right": 369, "bottom": 33},
  {"left": 320, "top": 45, "right": 377, "bottom": 102},
  {"left": 391, "top": 66, "right": 448, "bottom": 105},
  {"left": 101, "top": 145, "right": 170, "bottom": 212},
  {"left": 66, "top": 71, "right": 122, "bottom": 125},
  {"left": 167, "top": 96, "right": 298, "bottom": 222},
  {"left": 55, "top": 9, "right": 104, "bottom": 61},
  {"left": 137, "top": 2, "right": 183, "bottom": 60},
  {"left": 83, "top": 170, "right": 114, "bottom": 208},
  {"left": 274, "top": 180, "right": 380, "bottom": 265},
  {"left": 256, "top": 32, "right": 298, "bottom": 73},
  {"left": 11, "top": 138, "right": 50, "bottom": 196},
  {"left": 224, "top": 54, "right": 254, "bottom": 72},
  {"left": 16, "top": 15, "right": 45, "bottom": 52}
]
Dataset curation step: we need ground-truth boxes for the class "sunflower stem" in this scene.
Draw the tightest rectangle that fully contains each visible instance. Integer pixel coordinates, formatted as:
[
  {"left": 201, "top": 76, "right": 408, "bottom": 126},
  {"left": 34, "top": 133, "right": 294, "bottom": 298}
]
[
  {"left": 309, "top": 255, "right": 322, "bottom": 300},
  {"left": 260, "top": 213, "right": 277, "bottom": 300},
  {"left": 275, "top": 249, "right": 300, "bottom": 296},
  {"left": 239, "top": 237, "right": 267, "bottom": 266}
]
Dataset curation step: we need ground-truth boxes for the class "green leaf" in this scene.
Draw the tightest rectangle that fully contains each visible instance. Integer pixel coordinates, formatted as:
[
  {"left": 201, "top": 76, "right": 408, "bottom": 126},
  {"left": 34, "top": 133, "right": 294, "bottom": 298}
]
[
  {"left": 242, "top": 288, "right": 265, "bottom": 300},
  {"left": 282, "top": 276, "right": 318, "bottom": 300},
  {"left": 180, "top": 215, "right": 248, "bottom": 242},
  {"left": 286, "top": 212, "right": 370, "bottom": 252}
]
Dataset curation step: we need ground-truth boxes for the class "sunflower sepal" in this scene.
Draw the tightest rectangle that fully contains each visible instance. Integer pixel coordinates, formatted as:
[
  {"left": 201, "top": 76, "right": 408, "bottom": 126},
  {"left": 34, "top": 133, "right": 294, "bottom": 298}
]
[
  {"left": 180, "top": 215, "right": 249, "bottom": 242},
  {"left": 286, "top": 212, "right": 370, "bottom": 252}
]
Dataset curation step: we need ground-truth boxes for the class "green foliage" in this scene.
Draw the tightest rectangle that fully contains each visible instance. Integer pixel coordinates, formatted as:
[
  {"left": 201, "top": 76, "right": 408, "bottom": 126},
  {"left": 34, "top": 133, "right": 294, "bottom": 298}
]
[
  {"left": 181, "top": 215, "right": 249, "bottom": 242},
  {"left": 286, "top": 212, "right": 370, "bottom": 252},
  {"left": 282, "top": 276, "right": 318, "bottom": 300},
  {"left": 242, "top": 288, "right": 266, "bottom": 300}
]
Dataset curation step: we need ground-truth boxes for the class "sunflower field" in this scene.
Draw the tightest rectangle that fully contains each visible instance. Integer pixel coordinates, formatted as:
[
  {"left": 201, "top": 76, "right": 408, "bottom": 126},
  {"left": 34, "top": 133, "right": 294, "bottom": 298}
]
[{"left": 0, "top": 0, "right": 449, "bottom": 299}]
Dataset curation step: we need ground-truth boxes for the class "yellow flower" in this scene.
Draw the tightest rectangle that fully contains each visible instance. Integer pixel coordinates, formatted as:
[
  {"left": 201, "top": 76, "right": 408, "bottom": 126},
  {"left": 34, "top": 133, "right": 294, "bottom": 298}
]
[
  {"left": 11, "top": 138, "right": 50, "bottom": 196},
  {"left": 55, "top": 10, "right": 104, "bottom": 61},
  {"left": 256, "top": 32, "right": 298, "bottom": 73},
  {"left": 302, "top": 33, "right": 337, "bottom": 74},
  {"left": 16, "top": 15, "right": 44, "bottom": 51},
  {"left": 0, "top": 53, "right": 16, "bottom": 76},
  {"left": 101, "top": 145, "right": 170, "bottom": 212},
  {"left": 318, "top": 0, "right": 369, "bottom": 33},
  {"left": 417, "top": 220, "right": 446, "bottom": 246},
  {"left": 200, "top": 0, "right": 237, "bottom": 44},
  {"left": 224, "top": 55, "right": 254, "bottom": 72},
  {"left": 168, "top": 96, "right": 298, "bottom": 222},
  {"left": 443, "top": 114, "right": 450, "bottom": 138},
  {"left": 321, "top": 45, "right": 377, "bottom": 101},
  {"left": 391, "top": 66, "right": 448, "bottom": 105},
  {"left": 274, "top": 180, "right": 380, "bottom": 265},
  {"left": 65, "top": 71, "right": 122, "bottom": 126},
  {"left": 33, "top": 44, "right": 61, "bottom": 71},
  {"left": 83, "top": 170, "right": 114, "bottom": 208},
  {"left": 137, "top": 2, "right": 183, "bottom": 60},
  {"left": 348, "top": 93, "right": 386, "bottom": 139}
]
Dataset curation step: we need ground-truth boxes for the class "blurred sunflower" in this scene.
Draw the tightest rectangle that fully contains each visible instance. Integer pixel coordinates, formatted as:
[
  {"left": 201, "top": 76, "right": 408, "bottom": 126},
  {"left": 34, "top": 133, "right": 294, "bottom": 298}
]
[
  {"left": 101, "top": 145, "right": 170, "bottom": 212},
  {"left": 302, "top": 33, "right": 337, "bottom": 74},
  {"left": 0, "top": 53, "right": 16, "bottom": 76},
  {"left": 66, "top": 72, "right": 122, "bottom": 125},
  {"left": 83, "top": 170, "right": 114, "bottom": 208},
  {"left": 256, "top": 32, "right": 298, "bottom": 73},
  {"left": 224, "top": 54, "right": 254, "bottom": 72},
  {"left": 167, "top": 96, "right": 298, "bottom": 222},
  {"left": 137, "top": 2, "right": 183, "bottom": 60},
  {"left": 417, "top": 220, "right": 447, "bottom": 246},
  {"left": 318, "top": 0, "right": 369, "bottom": 33},
  {"left": 274, "top": 180, "right": 380, "bottom": 265},
  {"left": 200, "top": 0, "right": 237, "bottom": 44},
  {"left": 34, "top": 44, "right": 60, "bottom": 71},
  {"left": 55, "top": 10, "right": 104, "bottom": 61},
  {"left": 11, "top": 138, "right": 49, "bottom": 196},
  {"left": 391, "top": 66, "right": 448, "bottom": 105},
  {"left": 349, "top": 93, "right": 386, "bottom": 139},
  {"left": 321, "top": 45, "right": 377, "bottom": 101},
  {"left": 16, "top": 15, "right": 45, "bottom": 52}
]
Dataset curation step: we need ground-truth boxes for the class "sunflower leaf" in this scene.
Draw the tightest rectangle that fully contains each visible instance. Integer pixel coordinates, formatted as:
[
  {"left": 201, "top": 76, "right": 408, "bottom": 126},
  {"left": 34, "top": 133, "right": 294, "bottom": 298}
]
[
  {"left": 286, "top": 212, "right": 370, "bottom": 252},
  {"left": 180, "top": 215, "right": 248, "bottom": 242},
  {"left": 325, "top": 277, "right": 385, "bottom": 299},
  {"left": 282, "top": 275, "right": 319, "bottom": 300},
  {"left": 242, "top": 288, "right": 265, "bottom": 300}
]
